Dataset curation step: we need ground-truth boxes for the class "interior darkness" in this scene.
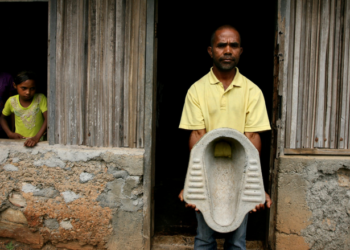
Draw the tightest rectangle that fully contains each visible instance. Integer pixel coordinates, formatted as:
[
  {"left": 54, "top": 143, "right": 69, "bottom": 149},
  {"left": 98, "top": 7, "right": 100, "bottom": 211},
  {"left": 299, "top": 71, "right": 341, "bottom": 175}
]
[
  {"left": 0, "top": 3, "right": 48, "bottom": 95},
  {"left": 155, "top": 1, "right": 277, "bottom": 241}
]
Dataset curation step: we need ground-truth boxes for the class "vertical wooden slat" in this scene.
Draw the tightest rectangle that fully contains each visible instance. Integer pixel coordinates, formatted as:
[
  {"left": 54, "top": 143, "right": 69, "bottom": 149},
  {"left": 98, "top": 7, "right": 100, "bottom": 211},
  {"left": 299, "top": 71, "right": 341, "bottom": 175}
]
[
  {"left": 289, "top": 0, "right": 302, "bottom": 149},
  {"left": 279, "top": 0, "right": 292, "bottom": 155},
  {"left": 106, "top": 0, "right": 116, "bottom": 147},
  {"left": 48, "top": 0, "right": 57, "bottom": 145},
  {"left": 314, "top": 0, "right": 330, "bottom": 148},
  {"left": 86, "top": 0, "right": 97, "bottom": 146},
  {"left": 114, "top": 0, "right": 125, "bottom": 147},
  {"left": 136, "top": 0, "right": 146, "bottom": 148},
  {"left": 123, "top": 0, "right": 131, "bottom": 147},
  {"left": 129, "top": 0, "right": 141, "bottom": 148},
  {"left": 285, "top": 0, "right": 295, "bottom": 148},
  {"left": 55, "top": 0, "right": 63, "bottom": 144},
  {"left": 305, "top": 0, "right": 320, "bottom": 148},
  {"left": 143, "top": 0, "right": 156, "bottom": 247},
  {"left": 301, "top": 0, "right": 312, "bottom": 148},
  {"left": 96, "top": 0, "right": 102, "bottom": 146},
  {"left": 296, "top": 0, "right": 307, "bottom": 148},
  {"left": 330, "top": 0, "right": 343, "bottom": 148},
  {"left": 325, "top": 0, "right": 336, "bottom": 148},
  {"left": 339, "top": 0, "right": 350, "bottom": 148}
]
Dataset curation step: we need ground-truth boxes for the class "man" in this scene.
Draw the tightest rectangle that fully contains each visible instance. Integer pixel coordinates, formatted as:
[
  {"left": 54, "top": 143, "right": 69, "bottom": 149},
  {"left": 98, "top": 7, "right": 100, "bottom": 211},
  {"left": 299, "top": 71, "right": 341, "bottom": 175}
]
[{"left": 178, "top": 25, "right": 272, "bottom": 250}]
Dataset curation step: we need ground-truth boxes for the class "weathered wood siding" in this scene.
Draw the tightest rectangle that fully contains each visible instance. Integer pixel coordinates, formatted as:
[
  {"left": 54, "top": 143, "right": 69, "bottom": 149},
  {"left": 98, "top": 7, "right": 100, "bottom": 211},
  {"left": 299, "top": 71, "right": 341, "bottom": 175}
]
[
  {"left": 52, "top": 0, "right": 146, "bottom": 148},
  {"left": 282, "top": 0, "right": 350, "bottom": 149}
]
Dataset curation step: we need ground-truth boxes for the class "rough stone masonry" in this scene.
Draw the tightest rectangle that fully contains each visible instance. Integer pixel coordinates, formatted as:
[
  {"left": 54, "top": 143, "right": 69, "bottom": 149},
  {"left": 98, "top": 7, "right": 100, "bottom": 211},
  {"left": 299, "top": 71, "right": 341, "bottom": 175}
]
[
  {"left": 0, "top": 141, "right": 144, "bottom": 250},
  {"left": 275, "top": 156, "right": 350, "bottom": 250}
]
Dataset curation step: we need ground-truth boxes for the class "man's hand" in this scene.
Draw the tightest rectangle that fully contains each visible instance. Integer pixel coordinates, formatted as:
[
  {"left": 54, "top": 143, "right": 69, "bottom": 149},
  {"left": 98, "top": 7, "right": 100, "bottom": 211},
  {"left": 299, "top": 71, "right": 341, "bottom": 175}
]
[
  {"left": 178, "top": 189, "right": 199, "bottom": 211},
  {"left": 8, "top": 132, "right": 26, "bottom": 140},
  {"left": 251, "top": 192, "right": 272, "bottom": 212},
  {"left": 24, "top": 136, "right": 40, "bottom": 147}
]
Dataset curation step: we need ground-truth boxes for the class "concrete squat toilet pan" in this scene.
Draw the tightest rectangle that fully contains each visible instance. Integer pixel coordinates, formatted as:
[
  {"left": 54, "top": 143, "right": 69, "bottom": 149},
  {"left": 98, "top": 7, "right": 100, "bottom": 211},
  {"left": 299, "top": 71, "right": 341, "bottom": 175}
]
[{"left": 183, "top": 128, "right": 266, "bottom": 233}]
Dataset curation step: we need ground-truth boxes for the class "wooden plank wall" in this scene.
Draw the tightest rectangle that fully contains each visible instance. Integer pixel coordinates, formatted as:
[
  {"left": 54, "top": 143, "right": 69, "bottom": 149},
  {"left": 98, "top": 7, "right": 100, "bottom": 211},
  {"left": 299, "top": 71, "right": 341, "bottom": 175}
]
[
  {"left": 284, "top": 0, "right": 350, "bottom": 149},
  {"left": 53, "top": 0, "right": 146, "bottom": 148}
]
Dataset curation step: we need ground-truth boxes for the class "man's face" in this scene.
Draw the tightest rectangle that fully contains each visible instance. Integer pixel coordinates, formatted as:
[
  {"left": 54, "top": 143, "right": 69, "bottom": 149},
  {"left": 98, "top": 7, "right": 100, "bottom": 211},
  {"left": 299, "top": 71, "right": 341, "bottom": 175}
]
[{"left": 208, "top": 28, "right": 243, "bottom": 71}]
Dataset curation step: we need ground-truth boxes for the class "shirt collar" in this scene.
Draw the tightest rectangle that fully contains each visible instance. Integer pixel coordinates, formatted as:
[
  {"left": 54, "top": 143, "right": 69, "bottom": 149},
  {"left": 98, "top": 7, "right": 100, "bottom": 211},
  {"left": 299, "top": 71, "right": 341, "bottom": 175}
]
[{"left": 208, "top": 67, "right": 242, "bottom": 87}]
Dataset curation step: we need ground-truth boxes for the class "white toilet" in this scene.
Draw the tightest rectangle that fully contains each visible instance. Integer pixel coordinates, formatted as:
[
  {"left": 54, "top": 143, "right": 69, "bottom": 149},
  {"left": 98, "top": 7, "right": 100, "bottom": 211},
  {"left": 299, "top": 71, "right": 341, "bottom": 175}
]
[{"left": 183, "top": 128, "right": 266, "bottom": 233}]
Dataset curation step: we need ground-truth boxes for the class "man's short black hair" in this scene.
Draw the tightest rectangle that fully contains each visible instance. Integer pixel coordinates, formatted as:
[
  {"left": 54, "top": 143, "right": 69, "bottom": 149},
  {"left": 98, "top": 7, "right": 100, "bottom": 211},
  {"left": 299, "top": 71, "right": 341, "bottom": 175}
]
[{"left": 210, "top": 25, "right": 241, "bottom": 47}]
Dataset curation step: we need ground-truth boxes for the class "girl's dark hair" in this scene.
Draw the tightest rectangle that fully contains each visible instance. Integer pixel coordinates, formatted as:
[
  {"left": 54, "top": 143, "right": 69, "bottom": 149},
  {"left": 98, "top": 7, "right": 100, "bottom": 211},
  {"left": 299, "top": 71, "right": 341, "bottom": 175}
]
[{"left": 14, "top": 71, "right": 37, "bottom": 85}]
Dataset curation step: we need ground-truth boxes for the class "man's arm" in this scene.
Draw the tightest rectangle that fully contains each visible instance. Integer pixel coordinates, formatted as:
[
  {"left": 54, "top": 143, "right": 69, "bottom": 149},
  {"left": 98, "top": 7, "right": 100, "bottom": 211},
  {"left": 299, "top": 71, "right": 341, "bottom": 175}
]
[
  {"left": 179, "top": 129, "right": 206, "bottom": 211},
  {"left": 244, "top": 132, "right": 272, "bottom": 212}
]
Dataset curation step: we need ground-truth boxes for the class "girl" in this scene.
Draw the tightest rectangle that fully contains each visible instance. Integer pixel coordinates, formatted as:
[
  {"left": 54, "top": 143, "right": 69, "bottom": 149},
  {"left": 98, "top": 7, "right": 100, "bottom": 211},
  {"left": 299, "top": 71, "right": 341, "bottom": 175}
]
[{"left": 0, "top": 71, "right": 47, "bottom": 147}]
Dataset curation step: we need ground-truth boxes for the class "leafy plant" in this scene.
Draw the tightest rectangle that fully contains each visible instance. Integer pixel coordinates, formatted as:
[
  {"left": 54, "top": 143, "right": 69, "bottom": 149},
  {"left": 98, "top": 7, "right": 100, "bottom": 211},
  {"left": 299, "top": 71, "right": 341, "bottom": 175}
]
[{"left": 5, "top": 241, "right": 14, "bottom": 250}]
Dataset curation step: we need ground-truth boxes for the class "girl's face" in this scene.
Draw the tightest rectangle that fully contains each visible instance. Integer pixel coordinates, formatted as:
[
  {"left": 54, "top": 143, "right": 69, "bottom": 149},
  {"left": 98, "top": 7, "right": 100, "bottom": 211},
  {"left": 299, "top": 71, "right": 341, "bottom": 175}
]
[{"left": 14, "top": 80, "right": 36, "bottom": 101}]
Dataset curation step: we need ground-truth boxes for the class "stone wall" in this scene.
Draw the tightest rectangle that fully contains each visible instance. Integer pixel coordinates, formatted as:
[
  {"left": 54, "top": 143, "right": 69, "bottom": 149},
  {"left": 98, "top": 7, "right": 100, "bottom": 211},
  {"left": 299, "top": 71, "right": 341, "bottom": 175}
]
[
  {"left": 0, "top": 141, "right": 145, "bottom": 250},
  {"left": 275, "top": 156, "right": 350, "bottom": 250}
]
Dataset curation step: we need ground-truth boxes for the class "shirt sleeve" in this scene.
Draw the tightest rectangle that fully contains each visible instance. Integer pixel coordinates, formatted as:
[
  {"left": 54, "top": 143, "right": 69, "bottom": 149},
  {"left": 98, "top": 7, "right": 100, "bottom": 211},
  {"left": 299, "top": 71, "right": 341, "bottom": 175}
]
[
  {"left": 2, "top": 98, "right": 13, "bottom": 116},
  {"left": 39, "top": 94, "right": 48, "bottom": 113},
  {"left": 179, "top": 86, "right": 205, "bottom": 130},
  {"left": 244, "top": 90, "right": 271, "bottom": 132}
]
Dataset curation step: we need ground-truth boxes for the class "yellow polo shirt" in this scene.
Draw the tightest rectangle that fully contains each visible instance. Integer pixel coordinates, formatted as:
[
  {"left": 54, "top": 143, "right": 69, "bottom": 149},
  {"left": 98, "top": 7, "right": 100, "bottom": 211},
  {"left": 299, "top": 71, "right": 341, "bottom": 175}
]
[{"left": 179, "top": 68, "right": 271, "bottom": 133}]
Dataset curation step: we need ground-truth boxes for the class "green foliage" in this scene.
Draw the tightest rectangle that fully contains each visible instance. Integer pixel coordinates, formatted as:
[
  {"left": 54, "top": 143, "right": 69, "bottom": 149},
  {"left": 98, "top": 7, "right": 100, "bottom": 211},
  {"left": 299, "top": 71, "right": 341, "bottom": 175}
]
[{"left": 5, "top": 241, "right": 14, "bottom": 250}]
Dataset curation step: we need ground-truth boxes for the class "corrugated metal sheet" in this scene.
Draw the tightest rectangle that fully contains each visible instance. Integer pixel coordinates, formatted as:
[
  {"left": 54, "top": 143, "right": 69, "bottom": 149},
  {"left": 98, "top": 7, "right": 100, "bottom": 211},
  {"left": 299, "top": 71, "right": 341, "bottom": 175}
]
[
  {"left": 284, "top": 0, "right": 350, "bottom": 149},
  {"left": 53, "top": 0, "right": 146, "bottom": 148}
]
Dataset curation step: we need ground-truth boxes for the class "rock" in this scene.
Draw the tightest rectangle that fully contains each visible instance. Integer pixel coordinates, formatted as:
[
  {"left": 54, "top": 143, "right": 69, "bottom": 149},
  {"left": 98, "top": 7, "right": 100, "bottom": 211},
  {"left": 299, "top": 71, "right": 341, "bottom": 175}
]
[
  {"left": 79, "top": 172, "right": 94, "bottom": 183},
  {"left": 12, "top": 157, "right": 20, "bottom": 163},
  {"left": 0, "top": 149, "right": 9, "bottom": 164},
  {"left": 33, "top": 187, "right": 59, "bottom": 198},
  {"left": 55, "top": 241, "right": 94, "bottom": 250},
  {"left": 1, "top": 208, "right": 28, "bottom": 224},
  {"left": 62, "top": 191, "right": 81, "bottom": 203},
  {"left": 60, "top": 220, "right": 73, "bottom": 230},
  {"left": 22, "top": 183, "right": 40, "bottom": 193},
  {"left": 44, "top": 218, "right": 59, "bottom": 229},
  {"left": 34, "top": 157, "right": 65, "bottom": 168},
  {"left": 3, "top": 164, "right": 18, "bottom": 172},
  {"left": 9, "top": 193, "right": 27, "bottom": 207},
  {"left": 0, "top": 221, "right": 43, "bottom": 248}
]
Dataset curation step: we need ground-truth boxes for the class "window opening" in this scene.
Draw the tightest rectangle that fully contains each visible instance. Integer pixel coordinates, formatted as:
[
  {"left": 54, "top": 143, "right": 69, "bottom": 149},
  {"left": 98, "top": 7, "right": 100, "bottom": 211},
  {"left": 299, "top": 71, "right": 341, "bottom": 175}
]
[{"left": 0, "top": 2, "right": 48, "bottom": 142}]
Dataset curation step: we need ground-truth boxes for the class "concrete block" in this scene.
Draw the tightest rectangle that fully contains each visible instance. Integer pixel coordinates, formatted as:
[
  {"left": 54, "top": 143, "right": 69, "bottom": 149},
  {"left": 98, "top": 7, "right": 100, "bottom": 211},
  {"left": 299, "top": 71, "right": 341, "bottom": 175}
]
[
  {"left": 102, "top": 151, "right": 144, "bottom": 176},
  {"left": 3, "top": 164, "right": 18, "bottom": 172},
  {"left": 183, "top": 128, "right": 265, "bottom": 233},
  {"left": 96, "top": 179, "right": 124, "bottom": 208},
  {"left": 123, "top": 176, "right": 140, "bottom": 197},
  {"left": 107, "top": 210, "right": 143, "bottom": 250}
]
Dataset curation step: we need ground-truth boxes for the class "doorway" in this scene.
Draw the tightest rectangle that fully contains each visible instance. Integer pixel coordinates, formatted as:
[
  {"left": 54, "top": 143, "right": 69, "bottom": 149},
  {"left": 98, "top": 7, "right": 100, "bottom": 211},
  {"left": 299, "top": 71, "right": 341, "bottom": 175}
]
[{"left": 154, "top": 0, "right": 277, "bottom": 243}]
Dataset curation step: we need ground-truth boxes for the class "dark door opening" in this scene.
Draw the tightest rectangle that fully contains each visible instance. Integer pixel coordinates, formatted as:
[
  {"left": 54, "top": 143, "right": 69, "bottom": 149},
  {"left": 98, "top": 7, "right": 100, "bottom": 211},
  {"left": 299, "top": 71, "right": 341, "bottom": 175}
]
[
  {"left": 154, "top": 1, "right": 277, "bottom": 242},
  {"left": 0, "top": 2, "right": 48, "bottom": 96}
]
